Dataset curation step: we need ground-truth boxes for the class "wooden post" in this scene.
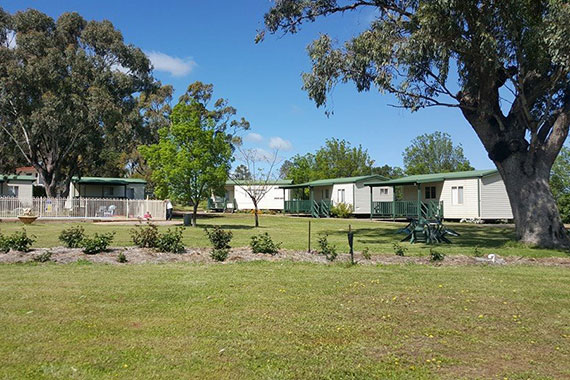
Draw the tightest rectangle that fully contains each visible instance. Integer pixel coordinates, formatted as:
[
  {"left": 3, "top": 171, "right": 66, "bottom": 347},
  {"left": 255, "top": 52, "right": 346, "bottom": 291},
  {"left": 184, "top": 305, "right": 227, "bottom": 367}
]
[{"left": 308, "top": 220, "right": 311, "bottom": 253}]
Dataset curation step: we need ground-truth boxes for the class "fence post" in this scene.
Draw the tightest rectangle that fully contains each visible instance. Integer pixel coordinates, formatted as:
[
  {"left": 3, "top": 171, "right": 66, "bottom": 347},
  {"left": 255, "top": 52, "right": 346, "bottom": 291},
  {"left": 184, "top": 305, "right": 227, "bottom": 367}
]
[
  {"left": 308, "top": 220, "right": 311, "bottom": 253},
  {"left": 126, "top": 199, "right": 129, "bottom": 219}
]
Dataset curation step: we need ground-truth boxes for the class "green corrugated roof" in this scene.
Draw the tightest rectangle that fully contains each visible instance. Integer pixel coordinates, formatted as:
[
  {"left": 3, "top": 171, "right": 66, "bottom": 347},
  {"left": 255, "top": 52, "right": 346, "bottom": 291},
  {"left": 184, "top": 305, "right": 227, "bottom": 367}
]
[
  {"left": 0, "top": 174, "right": 37, "bottom": 182},
  {"left": 280, "top": 175, "right": 388, "bottom": 189},
  {"left": 72, "top": 177, "right": 147, "bottom": 185},
  {"left": 226, "top": 179, "right": 293, "bottom": 186},
  {"left": 364, "top": 169, "right": 498, "bottom": 186}
]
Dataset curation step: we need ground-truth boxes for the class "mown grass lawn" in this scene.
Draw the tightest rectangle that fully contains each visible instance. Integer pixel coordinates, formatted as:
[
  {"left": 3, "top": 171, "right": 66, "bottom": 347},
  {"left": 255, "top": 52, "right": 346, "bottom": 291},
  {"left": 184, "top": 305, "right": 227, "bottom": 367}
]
[
  {"left": 0, "top": 262, "right": 568, "bottom": 379},
  {"left": 1, "top": 213, "right": 568, "bottom": 258}
]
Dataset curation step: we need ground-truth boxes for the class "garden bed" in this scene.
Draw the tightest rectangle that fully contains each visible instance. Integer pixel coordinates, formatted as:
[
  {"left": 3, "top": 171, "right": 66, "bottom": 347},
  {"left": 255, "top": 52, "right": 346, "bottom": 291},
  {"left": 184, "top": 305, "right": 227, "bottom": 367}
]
[{"left": 1, "top": 246, "right": 569, "bottom": 267}]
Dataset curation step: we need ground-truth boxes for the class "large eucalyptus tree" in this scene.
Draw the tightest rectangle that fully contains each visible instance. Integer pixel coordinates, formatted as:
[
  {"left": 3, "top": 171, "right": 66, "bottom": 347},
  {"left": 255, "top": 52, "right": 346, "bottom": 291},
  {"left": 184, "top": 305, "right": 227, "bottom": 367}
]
[
  {"left": 259, "top": 0, "right": 570, "bottom": 248},
  {"left": 0, "top": 8, "right": 155, "bottom": 197}
]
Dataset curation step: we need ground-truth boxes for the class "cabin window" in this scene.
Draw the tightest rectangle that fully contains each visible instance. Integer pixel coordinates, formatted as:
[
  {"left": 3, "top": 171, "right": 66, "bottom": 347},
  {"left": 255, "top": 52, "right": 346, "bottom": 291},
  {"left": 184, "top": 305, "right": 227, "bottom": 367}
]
[
  {"left": 380, "top": 188, "right": 388, "bottom": 195},
  {"left": 324, "top": 189, "right": 330, "bottom": 199},
  {"left": 103, "top": 186, "right": 114, "bottom": 197},
  {"left": 425, "top": 186, "right": 436, "bottom": 199},
  {"left": 127, "top": 188, "right": 135, "bottom": 199},
  {"left": 451, "top": 186, "right": 464, "bottom": 205},
  {"left": 7, "top": 185, "right": 19, "bottom": 197},
  {"left": 338, "top": 189, "right": 345, "bottom": 203}
]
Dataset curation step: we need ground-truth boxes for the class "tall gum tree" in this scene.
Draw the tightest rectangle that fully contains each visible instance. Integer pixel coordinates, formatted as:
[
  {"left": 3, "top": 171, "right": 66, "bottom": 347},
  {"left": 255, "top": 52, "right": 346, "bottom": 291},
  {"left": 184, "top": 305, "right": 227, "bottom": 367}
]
[
  {"left": 259, "top": 0, "right": 570, "bottom": 248},
  {"left": 0, "top": 8, "right": 155, "bottom": 196}
]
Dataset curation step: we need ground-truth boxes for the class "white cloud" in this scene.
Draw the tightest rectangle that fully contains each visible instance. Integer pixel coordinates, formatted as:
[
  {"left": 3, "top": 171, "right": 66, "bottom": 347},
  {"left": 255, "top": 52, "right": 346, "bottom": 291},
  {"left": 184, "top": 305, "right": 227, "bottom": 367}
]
[
  {"left": 146, "top": 51, "right": 196, "bottom": 77},
  {"left": 269, "top": 137, "right": 293, "bottom": 151},
  {"left": 244, "top": 132, "right": 263, "bottom": 143}
]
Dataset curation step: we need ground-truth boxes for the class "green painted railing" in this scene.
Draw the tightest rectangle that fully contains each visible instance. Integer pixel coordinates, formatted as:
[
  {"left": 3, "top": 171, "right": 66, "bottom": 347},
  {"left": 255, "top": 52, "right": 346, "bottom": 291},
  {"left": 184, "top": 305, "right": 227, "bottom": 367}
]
[
  {"left": 285, "top": 200, "right": 331, "bottom": 218},
  {"left": 284, "top": 200, "right": 312, "bottom": 214},
  {"left": 372, "top": 200, "right": 443, "bottom": 219}
]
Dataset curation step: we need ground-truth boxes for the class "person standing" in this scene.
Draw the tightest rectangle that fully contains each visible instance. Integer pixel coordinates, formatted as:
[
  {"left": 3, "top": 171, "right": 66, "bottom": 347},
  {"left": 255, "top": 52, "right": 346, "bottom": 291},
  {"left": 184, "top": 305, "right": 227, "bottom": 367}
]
[{"left": 165, "top": 199, "right": 173, "bottom": 221}]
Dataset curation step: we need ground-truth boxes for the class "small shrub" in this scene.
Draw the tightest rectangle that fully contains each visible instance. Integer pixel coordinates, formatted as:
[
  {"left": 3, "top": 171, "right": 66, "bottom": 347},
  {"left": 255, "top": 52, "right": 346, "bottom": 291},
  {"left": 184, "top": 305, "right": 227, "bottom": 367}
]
[
  {"left": 429, "top": 248, "right": 445, "bottom": 262},
  {"left": 330, "top": 203, "right": 353, "bottom": 218},
  {"left": 473, "top": 246, "right": 483, "bottom": 257},
  {"left": 117, "top": 251, "right": 128, "bottom": 263},
  {"left": 205, "top": 226, "right": 233, "bottom": 262},
  {"left": 156, "top": 228, "right": 185, "bottom": 253},
  {"left": 392, "top": 242, "right": 408, "bottom": 257},
  {"left": 205, "top": 226, "right": 233, "bottom": 249},
  {"left": 130, "top": 222, "right": 159, "bottom": 248},
  {"left": 361, "top": 247, "right": 371, "bottom": 260},
  {"left": 0, "top": 233, "right": 9, "bottom": 253},
  {"left": 6, "top": 229, "right": 36, "bottom": 252},
  {"left": 318, "top": 234, "right": 337, "bottom": 262},
  {"left": 33, "top": 251, "right": 52, "bottom": 263},
  {"left": 58, "top": 225, "right": 86, "bottom": 248},
  {"left": 211, "top": 248, "right": 230, "bottom": 262},
  {"left": 82, "top": 232, "right": 115, "bottom": 254},
  {"left": 250, "top": 232, "right": 281, "bottom": 255}
]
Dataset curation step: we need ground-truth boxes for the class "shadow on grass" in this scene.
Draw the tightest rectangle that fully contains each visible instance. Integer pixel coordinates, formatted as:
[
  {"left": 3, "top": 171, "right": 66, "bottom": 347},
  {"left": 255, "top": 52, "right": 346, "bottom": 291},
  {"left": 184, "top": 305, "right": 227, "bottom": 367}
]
[{"left": 319, "top": 224, "right": 518, "bottom": 249}]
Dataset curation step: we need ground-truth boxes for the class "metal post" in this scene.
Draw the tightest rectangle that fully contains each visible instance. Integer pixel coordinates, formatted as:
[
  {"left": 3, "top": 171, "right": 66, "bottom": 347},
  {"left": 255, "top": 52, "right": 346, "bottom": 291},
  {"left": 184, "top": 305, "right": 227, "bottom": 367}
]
[
  {"left": 308, "top": 220, "right": 311, "bottom": 253},
  {"left": 126, "top": 199, "right": 129, "bottom": 219},
  {"left": 348, "top": 224, "right": 354, "bottom": 265}
]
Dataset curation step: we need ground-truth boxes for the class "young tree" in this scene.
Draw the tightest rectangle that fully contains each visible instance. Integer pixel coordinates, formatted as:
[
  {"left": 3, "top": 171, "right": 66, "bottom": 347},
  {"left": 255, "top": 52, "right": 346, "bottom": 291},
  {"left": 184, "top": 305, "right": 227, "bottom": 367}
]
[
  {"left": 403, "top": 132, "right": 473, "bottom": 175},
  {"left": 230, "top": 148, "right": 281, "bottom": 227},
  {"left": 260, "top": 1, "right": 570, "bottom": 248},
  {"left": 0, "top": 8, "right": 155, "bottom": 196},
  {"left": 140, "top": 82, "right": 247, "bottom": 227},
  {"left": 314, "top": 138, "right": 374, "bottom": 178}
]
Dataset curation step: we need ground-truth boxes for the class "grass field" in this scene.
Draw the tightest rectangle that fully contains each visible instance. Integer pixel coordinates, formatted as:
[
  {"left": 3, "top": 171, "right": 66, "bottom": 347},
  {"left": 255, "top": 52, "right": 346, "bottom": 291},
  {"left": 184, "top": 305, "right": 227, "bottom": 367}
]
[
  {"left": 0, "top": 213, "right": 568, "bottom": 258},
  {"left": 0, "top": 262, "right": 568, "bottom": 379}
]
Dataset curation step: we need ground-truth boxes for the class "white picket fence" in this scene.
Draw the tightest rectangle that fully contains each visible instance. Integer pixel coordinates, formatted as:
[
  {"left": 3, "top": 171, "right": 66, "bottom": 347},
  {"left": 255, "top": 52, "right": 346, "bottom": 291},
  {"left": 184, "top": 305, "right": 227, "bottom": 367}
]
[{"left": 0, "top": 197, "right": 166, "bottom": 220}]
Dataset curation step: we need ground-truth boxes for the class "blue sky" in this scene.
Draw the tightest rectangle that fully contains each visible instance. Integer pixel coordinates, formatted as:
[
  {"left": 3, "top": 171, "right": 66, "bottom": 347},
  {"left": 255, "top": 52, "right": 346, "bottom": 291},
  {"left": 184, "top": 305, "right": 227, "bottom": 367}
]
[{"left": 3, "top": 0, "right": 495, "bottom": 170}]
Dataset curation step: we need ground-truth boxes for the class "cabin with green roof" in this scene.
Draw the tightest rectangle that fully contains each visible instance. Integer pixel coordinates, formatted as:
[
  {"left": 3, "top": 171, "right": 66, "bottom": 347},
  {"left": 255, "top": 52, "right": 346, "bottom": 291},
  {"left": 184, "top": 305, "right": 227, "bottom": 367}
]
[
  {"left": 364, "top": 169, "right": 513, "bottom": 220},
  {"left": 0, "top": 175, "right": 36, "bottom": 199},
  {"left": 279, "top": 175, "right": 392, "bottom": 217},
  {"left": 69, "top": 177, "right": 147, "bottom": 199},
  {"left": 209, "top": 179, "right": 293, "bottom": 212}
]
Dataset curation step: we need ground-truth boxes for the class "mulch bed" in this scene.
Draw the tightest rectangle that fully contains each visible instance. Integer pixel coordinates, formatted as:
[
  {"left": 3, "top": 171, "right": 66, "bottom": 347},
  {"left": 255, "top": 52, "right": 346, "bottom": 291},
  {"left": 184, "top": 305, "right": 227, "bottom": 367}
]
[{"left": 1, "top": 247, "right": 569, "bottom": 267}]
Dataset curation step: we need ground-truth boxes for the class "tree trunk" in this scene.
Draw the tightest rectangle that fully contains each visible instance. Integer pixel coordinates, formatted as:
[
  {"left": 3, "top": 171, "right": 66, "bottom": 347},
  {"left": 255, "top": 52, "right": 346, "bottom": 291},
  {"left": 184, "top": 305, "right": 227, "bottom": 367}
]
[
  {"left": 461, "top": 107, "right": 570, "bottom": 249},
  {"left": 497, "top": 160, "right": 570, "bottom": 248},
  {"left": 192, "top": 203, "right": 199, "bottom": 227},
  {"left": 253, "top": 200, "right": 259, "bottom": 227}
]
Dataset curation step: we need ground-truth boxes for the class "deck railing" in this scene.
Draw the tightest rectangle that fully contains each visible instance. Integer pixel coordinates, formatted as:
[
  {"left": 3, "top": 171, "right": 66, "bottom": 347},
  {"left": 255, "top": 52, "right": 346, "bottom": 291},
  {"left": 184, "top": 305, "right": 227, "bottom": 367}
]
[
  {"left": 284, "top": 200, "right": 331, "bottom": 217},
  {"left": 0, "top": 197, "right": 166, "bottom": 220},
  {"left": 372, "top": 200, "right": 443, "bottom": 219}
]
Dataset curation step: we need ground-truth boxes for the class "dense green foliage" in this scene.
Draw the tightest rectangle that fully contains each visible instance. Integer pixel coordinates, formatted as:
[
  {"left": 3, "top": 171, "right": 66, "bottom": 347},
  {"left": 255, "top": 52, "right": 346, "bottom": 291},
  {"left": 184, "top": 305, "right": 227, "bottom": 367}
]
[
  {"left": 284, "top": 138, "right": 374, "bottom": 187},
  {"left": 250, "top": 232, "right": 281, "bottom": 255},
  {"left": 0, "top": 8, "right": 158, "bottom": 196},
  {"left": 330, "top": 203, "right": 353, "bottom": 218},
  {"left": 82, "top": 232, "right": 115, "bottom": 255},
  {"left": 130, "top": 223, "right": 160, "bottom": 248},
  {"left": 403, "top": 132, "right": 473, "bottom": 175},
  {"left": 0, "top": 229, "right": 36, "bottom": 252},
  {"left": 205, "top": 226, "right": 233, "bottom": 262},
  {"left": 551, "top": 146, "right": 570, "bottom": 223},
  {"left": 156, "top": 228, "right": 185, "bottom": 254},
  {"left": 58, "top": 226, "right": 86, "bottom": 249},
  {"left": 141, "top": 82, "right": 244, "bottom": 226}
]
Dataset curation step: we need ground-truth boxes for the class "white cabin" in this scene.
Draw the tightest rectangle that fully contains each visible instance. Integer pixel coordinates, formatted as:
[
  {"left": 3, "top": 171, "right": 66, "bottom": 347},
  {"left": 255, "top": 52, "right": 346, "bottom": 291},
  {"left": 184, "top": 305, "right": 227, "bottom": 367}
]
[
  {"left": 366, "top": 169, "right": 513, "bottom": 220},
  {"left": 281, "top": 175, "right": 392, "bottom": 216},
  {"left": 209, "top": 180, "right": 293, "bottom": 211}
]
